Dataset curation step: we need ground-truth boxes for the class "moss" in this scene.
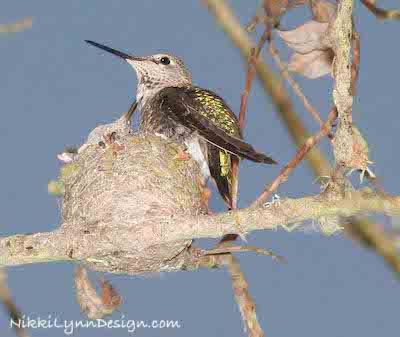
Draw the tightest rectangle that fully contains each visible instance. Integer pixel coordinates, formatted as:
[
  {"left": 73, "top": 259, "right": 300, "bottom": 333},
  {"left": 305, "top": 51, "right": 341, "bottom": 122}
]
[
  {"left": 48, "top": 180, "right": 65, "bottom": 195},
  {"left": 60, "top": 163, "right": 80, "bottom": 180}
]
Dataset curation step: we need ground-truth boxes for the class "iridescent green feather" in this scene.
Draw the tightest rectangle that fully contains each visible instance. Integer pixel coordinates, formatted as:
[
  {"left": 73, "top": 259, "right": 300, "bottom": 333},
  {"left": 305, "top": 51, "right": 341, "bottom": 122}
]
[{"left": 192, "top": 87, "right": 241, "bottom": 137}]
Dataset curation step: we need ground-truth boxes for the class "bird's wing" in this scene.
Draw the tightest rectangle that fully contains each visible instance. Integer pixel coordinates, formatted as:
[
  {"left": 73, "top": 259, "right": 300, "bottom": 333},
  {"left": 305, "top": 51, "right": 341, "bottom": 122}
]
[{"left": 157, "top": 86, "right": 277, "bottom": 164}]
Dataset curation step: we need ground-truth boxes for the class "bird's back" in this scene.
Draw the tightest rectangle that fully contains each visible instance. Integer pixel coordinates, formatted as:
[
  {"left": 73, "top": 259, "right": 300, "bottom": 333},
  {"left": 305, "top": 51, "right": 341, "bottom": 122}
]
[{"left": 139, "top": 85, "right": 276, "bottom": 207}]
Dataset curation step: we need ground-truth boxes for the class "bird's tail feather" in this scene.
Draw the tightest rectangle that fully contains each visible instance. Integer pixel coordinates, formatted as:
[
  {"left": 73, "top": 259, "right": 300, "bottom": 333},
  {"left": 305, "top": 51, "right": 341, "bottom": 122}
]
[{"left": 208, "top": 145, "right": 232, "bottom": 208}]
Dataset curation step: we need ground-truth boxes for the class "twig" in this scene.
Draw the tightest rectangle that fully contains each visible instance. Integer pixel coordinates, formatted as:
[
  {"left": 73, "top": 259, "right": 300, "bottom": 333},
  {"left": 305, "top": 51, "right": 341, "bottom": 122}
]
[
  {"left": 329, "top": 0, "right": 354, "bottom": 166},
  {"left": 366, "top": 176, "right": 387, "bottom": 196},
  {"left": 350, "top": 30, "right": 360, "bottom": 96},
  {"left": 238, "top": 48, "right": 256, "bottom": 130},
  {"left": 239, "top": 30, "right": 270, "bottom": 129},
  {"left": 245, "top": 6, "right": 265, "bottom": 32},
  {"left": 231, "top": 29, "right": 270, "bottom": 210},
  {"left": 0, "top": 271, "right": 29, "bottom": 337},
  {"left": 349, "top": 28, "right": 386, "bottom": 194},
  {"left": 198, "top": 253, "right": 264, "bottom": 337},
  {"left": 263, "top": 0, "right": 306, "bottom": 26},
  {"left": 346, "top": 217, "right": 400, "bottom": 277},
  {"left": 201, "top": 245, "right": 287, "bottom": 263},
  {"left": 268, "top": 42, "right": 325, "bottom": 127},
  {"left": 360, "top": 0, "right": 400, "bottom": 20},
  {"left": 251, "top": 106, "right": 338, "bottom": 208}
]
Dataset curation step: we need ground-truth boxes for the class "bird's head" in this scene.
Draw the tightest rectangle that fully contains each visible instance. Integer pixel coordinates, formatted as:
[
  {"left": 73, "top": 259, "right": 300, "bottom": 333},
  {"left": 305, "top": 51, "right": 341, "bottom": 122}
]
[{"left": 86, "top": 41, "right": 192, "bottom": 107}]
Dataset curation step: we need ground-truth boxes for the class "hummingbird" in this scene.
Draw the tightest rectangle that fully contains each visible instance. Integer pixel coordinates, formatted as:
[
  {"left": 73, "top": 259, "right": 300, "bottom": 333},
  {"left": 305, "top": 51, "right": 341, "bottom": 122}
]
[{"left": 85, "top": 40, "right": 277, "bottom": 207}]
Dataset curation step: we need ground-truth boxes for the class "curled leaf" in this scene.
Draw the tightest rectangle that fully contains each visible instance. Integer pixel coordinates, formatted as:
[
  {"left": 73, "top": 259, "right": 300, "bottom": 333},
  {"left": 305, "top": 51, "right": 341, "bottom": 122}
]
[
  {"left": 277, "top": 20, "right": 329, "bottom": 54},
  {"left": 277, "top": 19, "right": 334, "bottom": 79},
  {"left": 75, "top": 266, "right": 122, "bottom": 320},
  {"left": 288, "top": 49, "right": 334, "bottom": 79}
]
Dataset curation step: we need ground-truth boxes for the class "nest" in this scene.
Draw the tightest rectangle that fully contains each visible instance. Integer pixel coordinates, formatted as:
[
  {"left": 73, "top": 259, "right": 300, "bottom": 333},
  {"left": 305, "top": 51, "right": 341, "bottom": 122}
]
[{"left": 57, "top": 116, "right": 206, "bottom": 275}]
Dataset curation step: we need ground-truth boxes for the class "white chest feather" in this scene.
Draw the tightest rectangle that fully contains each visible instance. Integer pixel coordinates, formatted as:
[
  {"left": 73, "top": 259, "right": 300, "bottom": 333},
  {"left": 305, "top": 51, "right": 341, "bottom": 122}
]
[
  {"left": 136, "top": 85, "right": 159, "bottom": 111},
  {"left": 184, "top": 137, "right": 210, "bottom": 181}
]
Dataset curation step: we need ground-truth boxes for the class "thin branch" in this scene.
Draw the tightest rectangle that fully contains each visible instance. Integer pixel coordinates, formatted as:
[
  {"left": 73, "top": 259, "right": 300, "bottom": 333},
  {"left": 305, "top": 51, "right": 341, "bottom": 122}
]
[
  {"left": 349, "top": 28, "right": 386, "bottom": 194},
  {"left": 0, "top": 271, "right": 29, "bottom": 337},
  {"left": 238, "top": 48, "right": 256, "bottom": 130},
  {"left": 239, "top": 30, "right": 270, "bottom": 129},
  {"left": 231, "top": 28, "right": 270, "bottom": 210},
  {"left": 268, "top": 42, "right": 325, "bottom": 127},
  {"left": 350, "top": 30, "right": 360, "bottom": 97},
  {"left": 251, "top": 106, "right": 338, "bottom": 207},
  {"left": 201, "top": 245, "right": 287, "bottom": 263},
  {"left": 197, "top": 253, "right": 264, "bottom": 337},
  {"left": 367, "top": 176, "right": 387, "bottom": 196},
  {"left": 329, "top": 0, "right": 355, "bottom": 165},
  {"left": 360, "top": 0, "right": 400, "bottom": 20},
  {"left": 245, "top": 5, "right": 265, "bottom": 32},
  {"left": 347, "top": 217, "right": 400, "bottom": 276}
]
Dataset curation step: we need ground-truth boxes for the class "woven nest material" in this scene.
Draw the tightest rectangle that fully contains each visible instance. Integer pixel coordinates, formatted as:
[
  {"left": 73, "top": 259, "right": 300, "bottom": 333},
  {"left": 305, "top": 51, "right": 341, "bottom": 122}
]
[{"left": 58, "top": 116, "right": 206, "bottom": 274}]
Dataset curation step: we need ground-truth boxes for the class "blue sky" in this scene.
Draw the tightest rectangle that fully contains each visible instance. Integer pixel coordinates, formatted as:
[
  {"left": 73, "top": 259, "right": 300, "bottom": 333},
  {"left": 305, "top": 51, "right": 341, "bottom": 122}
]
[{"left": 1, "top": 1, "right": 399, "bottom": 336}]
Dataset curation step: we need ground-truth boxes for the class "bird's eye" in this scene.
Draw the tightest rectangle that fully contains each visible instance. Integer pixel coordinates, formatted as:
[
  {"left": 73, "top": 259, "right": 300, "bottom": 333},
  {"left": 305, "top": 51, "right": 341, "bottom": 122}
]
[{"left": 160, "top": 57, "right": 170, "bottom": 65}]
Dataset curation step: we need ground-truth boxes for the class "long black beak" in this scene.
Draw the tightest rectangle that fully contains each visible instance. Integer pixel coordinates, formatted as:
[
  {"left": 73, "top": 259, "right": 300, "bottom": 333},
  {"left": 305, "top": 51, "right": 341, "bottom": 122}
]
[{"left": 85, "top": 40, "right": 143, "bottom": 61}]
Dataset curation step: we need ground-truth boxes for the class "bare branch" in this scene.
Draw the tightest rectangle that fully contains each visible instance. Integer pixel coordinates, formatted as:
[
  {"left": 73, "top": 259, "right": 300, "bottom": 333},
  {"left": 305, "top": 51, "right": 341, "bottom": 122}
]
[
  {"left": 360, "top": 0, "right": 400, "bottom": 20},
  {"left": 0, "top": 271, "right": 29, "bottom": 337},
  {"left": 268, "top": 42, "right": 325, "bottom": 127},
  {"left": 201, "top": 245, "right": 286, "bottom": 263},
  {"left": 231, "top": 28, "right": 269, "bottom": 210},
  {"left": 197, "top": 252, "right": 264, "bottom": 337},
  {"left": 245, "top": 5, "right": 265, "bottom": 32},
  {"left": 252, "top": 106, "right": 337, "bottom": 207},
  {"left": 350, "top": 30, "right": 360, "bottom": 96},
  {"left": 347, "top": 218, "right": 400, "bottom": 277},
  {"left": 327, "top": 0, "right": 354, "bottom": 166}
]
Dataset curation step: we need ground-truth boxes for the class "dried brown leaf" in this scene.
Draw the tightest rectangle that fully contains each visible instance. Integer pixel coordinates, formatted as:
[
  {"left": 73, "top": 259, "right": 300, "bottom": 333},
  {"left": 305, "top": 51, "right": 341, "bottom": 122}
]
[
  {"left": 277, "top": 18, "right": 334, "bottom": 79},
  {"left": 75, "top": 266, "right": 122, "bottom": 320},
  {"left": 277, "top": 20, "right": 329, "bottom": 54},
  {"left": 288, "top": 49, "right": 334, "bottom": 79}
]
